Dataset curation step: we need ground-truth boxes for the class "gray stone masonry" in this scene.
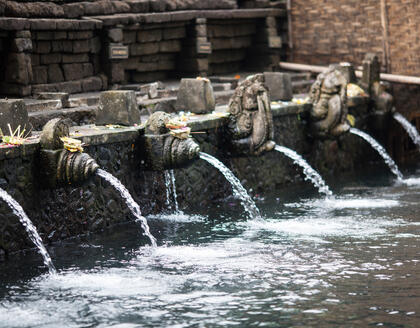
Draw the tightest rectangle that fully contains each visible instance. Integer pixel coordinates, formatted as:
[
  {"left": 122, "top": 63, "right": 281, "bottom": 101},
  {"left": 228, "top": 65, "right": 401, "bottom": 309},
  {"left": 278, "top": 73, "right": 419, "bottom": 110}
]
[
  {"left": 96, "top": 90, "right": 141, "bottom": 126},
  {"left": 175, "top": 78, "right": 215, "bottom": 114},
  {"left": 0, "top": 99, "right": 31, "bottom": 136},
  {"left": 263, "top": 72, "right": 293, "bottom": 101}
]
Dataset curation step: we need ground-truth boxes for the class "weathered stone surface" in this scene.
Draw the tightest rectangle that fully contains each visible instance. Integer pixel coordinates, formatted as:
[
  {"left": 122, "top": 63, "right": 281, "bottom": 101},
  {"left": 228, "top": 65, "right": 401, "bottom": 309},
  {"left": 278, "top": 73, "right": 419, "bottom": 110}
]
[
  {"left": 137, "top": 29, "right": 162, "bottom": 43},
  {"left": 48, "top": 64, "right": 64, "bottom": 83},
  {"left": 40, "top": 53, "right": 62, "bottom": 65},
  {"left": 90, "top": 36, "right": 102, "bottom": 54},
  {"left": 5, "top": 1, "right": 64, "bottom": 18},
  {"left": 175, "top": 78, "right": 215, "bottom": 114},
  {"left": 107, "top": 28, "right": 123, "bottom": 42},
  {"left": 126, "top": 0, "right": 150, "bottom": 13},
  {"left": 96, "top": 90, "right": 141, "bottom": 126},
  {"left": 5, "top": 53, "right": 32, "bottom": 85},
  {"left": 62, "top": 63, "right": 84, "bottom": 81},
  {"left": 62, "top": 53, "right": 89, "bottom": 64},
  {"left": 263, "top": 72, "right": 292, "bottom": 101},
  {"left": 82, "top": 76, "right": 103, "bottom": 92},
  {"left": 57, "top": 80, "right": 82, "bottom": 94},
  {"left": 62, "top": 3, "right": 84, "bottom": 18},
  {"left": 0, "top": 99, "right": 30, "bottom": 136},
  {"left": 130, "top": 42, "right": 159, "bottom": 56},
  {"left": 37, "top": 92, "right": 70, "bottom": 108},
  {"left": 11, "top": 38, "right": 32, "bottom": 52},
  {"left": 34, "top": 41, "right": 51, "bottom": 54},
  {"left": 159, "top": 39, "right": 181, "bottom": 53},
  {"left": 72, "top": 39, "right": 90, "bottom": 53},
  {"left": 163, "top": 27, "right": 186, "bottom": 40},
  {"left": 32, "top": 66, "right": 48, "bottom": 84}
]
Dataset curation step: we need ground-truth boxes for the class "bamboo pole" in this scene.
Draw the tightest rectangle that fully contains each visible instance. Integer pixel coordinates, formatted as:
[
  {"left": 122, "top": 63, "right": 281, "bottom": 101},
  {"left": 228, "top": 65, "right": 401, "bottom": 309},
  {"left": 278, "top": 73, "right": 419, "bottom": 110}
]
[
  {"left": 380, "top": 0, "right": 391, "bottom": 72},
  {"left": 279, "top": 62, "right": 420, "bottom": 85}
]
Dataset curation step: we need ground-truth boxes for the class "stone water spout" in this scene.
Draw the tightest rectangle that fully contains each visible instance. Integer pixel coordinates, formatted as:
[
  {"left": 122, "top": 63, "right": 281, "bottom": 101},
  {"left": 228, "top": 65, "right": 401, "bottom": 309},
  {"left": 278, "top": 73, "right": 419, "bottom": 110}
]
[
  {"left": 308, "top": 64, "right": 350, "bottom": 138},
  {"left": 226, "top": 73, "right": 275, "bottom": 155},
  {"left": 39, "top": 118, "right": 99, "bottom": 188},
  {"left": 142, "top": 111, "right": 200, "bottom": 171}
]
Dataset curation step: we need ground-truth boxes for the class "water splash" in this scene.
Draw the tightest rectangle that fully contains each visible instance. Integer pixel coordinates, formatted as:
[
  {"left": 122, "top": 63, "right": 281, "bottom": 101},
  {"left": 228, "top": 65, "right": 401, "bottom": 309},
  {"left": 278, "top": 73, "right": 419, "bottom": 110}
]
[
  {"left": 97, "top": 169, "right": 157, "bottom": 247},
  {"left": 275, "top": 145, "right": 332, "bottom": 196},
  {"left": 0, "top": 188, "right": 56, "bottom": 274},
  {"left": 393, "top": 112, "right": 420, "bottom": 151},
  {"left": 199, "top": 152, "right": 261, "bottom": 220},
  {"left": 350, "top": 128, "right": 403, "bottom": 181}
]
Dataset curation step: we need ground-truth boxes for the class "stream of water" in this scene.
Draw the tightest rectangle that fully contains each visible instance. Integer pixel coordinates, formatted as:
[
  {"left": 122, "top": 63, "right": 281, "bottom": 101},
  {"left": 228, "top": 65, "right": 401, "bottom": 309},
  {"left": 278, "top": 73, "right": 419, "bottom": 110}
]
[
  {"left": 393, "top": 112, "right": 420, "bottom": 151},
  {"left": 275, "top": 144, "right": 333, "bottom": 196},
  {"left": 199, "top": 152, "right": 261, "bottom": 220},
  {"left": 1, "top": 168, "right": 420, "bottom": 327},
  {"left": 350, "top": 128, "right": 404, "bottom": 181},
  {"left": 97, "top": 169, "right": 157, "bottom": 247},
  {"left": 0, "top": 188, "right": 56, "bottom": 275}
]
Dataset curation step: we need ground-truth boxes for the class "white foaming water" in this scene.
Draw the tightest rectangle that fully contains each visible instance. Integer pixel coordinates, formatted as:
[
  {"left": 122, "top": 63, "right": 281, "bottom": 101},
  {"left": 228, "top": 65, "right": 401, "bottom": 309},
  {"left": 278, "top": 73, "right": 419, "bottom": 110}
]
[
  {"left": 148, "top": 212, "right": 205, "bottom": 223},
  {"left": 164, "top": 171, "right": 171, "bottom": 207},
  {"left": 97, "top": 169, "right": 157, "bottom": 247},
  {"left": 0, "top": 188, "right": 56, "bottom": 274},
  {"left": 246, "top": 216, "right": 404, "bottom": 239},
  {"left": 393, "top": 112, "right": 420, "bottom": 151},
  {"left": 317, "top": 197, "right": 399, "bottom": 209},
  {"left": 402, "top": 177, "right": 420, "bottom": 186},
  {"left": 350, "top": 128, "right": 403, "bottom": 181},
  {"left": 199, "top": 152, "right": 261, "bottom": 220},
  {"left": 274, "top": 145, "right": 332, "bottom": 196}
]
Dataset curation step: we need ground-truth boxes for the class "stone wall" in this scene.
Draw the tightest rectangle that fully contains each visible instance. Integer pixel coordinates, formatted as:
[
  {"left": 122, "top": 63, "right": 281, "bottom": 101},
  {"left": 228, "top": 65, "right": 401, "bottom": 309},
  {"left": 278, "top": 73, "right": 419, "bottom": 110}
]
[
  {"left": 120, "top": 21, "right": 188, "bottom": 83},
  {"left": 30, "top": 28, "right": 105, "bottom": 94}
]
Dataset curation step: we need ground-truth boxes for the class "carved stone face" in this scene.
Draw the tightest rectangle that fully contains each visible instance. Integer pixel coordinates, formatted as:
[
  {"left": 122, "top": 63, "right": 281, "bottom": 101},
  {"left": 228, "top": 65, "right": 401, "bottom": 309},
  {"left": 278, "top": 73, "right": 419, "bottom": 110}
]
[
  {"left": 309, "top": 65, "right": 350, "bottom": 138},
  {"left": 227, "top": 74, "right": 275, "bottom": 155}
]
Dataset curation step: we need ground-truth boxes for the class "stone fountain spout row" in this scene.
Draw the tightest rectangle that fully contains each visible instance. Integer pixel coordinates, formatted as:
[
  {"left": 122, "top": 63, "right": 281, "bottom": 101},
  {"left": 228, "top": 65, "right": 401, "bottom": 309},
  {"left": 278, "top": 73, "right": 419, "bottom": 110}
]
[{"left": 39, "top": 118, "right": 99, "bottom": 188}]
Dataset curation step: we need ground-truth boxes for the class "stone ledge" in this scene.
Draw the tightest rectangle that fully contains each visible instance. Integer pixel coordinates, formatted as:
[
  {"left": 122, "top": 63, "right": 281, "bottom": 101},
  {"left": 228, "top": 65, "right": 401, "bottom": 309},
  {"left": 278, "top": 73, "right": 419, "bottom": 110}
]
[
  {"left": 89, "top": 8, "right": 285, "bottom": 26},
  {"left": 0, "top": 17, "right": 103, "bottom": 31}
]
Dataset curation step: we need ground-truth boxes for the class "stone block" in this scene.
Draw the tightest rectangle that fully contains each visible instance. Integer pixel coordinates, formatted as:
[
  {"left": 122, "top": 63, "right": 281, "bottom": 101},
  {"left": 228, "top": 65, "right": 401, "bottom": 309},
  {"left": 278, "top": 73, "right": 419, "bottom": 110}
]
[
  {"left": 137, "top": 29, "right": 162, "bottom": 43},
  {"left": 31, "top": 54, "right": 40, "bottom": 66},
  {"left": 123, "top": 31, "right": 137, "bottom": 44},
  {"left": 130, "top": 43, "right": 159, "bottom": 56},
  {"left": 62, "top": 63, "right": 84, "bottom": 81},
  {"left": 51, "top": 41, "right": 64, "bottom": 53},
  {"left": 0, "top": 99, "right": 30, "bottom": 136},
  {"left": 90, "top": 37, "right": 102, "bottom": 54},
  {"left": 263, "top": 72, "right": 292, "bottom": 101},
  {"left": 62, "top": 53, "right": 89, "bottom": 64},
  {"left": 11, "top": 38, "right": 32, "bottom": 52},
  {"left": 159, "top": 40, "right": 181, "bottom": 53},
  {"left": 163, "top": 27, "right": 186, "bottom": 40},
  {"left": 126, "top": 0, "right": 150, "bottom": 12},
  {"left": 72, "top": 39, "right": 90, "bottom": 53},
  {"left": 82, "top": 76, "right": 103, "bottom": 92},
  {"left": 109, "top": 62, "right": 125, "bottom": 83},
  {"left": 32, "top": 66, "right": 48, "bottom": 84},
  {"left": 35, "top": 31, "right": 54, "bottom": 40},
  {"left": 54, "top": 31, "right": 67, "bottom": 40},
  {"left": 62, "top": 40, "right": 73, "bottom": 52},
  {"left": 62, "top": 3, "right": 84, "bottom": 18},
  {"left": 107, "top": 28, "right": 123, "bottom": 42},
  {"left": 57, "top": 80, "right": 82, "bottom": 94},
  {"left": 82, "top": 63, "right": 94, "bottom": 78},
  {"left": 175, "top": 78, "right": 215, "bottom": 114},
  {"left": 48, "top": 64, "right": 64, "bottom": 83},
  {"left": 96, "top": 90, "right": 140, "bottom": 126},
  {"left": 15, "top": 31, "right": 31, "bottom": 39},
  {"left": 40, "top": 53, "right": 62, "bottom": 65},
  {"left": 5, "top": 53, "right": 32, "bottom": 85},
  {"left": 0, "top": 83, "right": 32, "bottom": 96},
  {"left": 35, "top": 41, "right": 51, "bottom": 54}
]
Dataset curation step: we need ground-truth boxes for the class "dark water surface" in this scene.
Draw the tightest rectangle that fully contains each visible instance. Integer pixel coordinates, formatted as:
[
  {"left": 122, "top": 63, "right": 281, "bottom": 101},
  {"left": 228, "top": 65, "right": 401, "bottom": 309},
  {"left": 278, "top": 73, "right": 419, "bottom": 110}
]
[{"left": 0, "top": 169, "right": 419, "bottom": 327}]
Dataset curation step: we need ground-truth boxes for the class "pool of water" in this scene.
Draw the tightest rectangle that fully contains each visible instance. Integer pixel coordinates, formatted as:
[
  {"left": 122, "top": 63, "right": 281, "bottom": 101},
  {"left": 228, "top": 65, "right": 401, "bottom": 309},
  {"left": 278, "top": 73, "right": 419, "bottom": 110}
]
[{"left": 1, "top": 169, "right": 420, "bottom": 327}]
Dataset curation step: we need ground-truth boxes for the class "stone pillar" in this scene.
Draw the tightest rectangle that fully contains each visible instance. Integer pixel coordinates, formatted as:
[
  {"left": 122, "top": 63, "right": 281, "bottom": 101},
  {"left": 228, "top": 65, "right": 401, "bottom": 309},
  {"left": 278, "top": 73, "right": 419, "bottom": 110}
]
[
  {"left": 104, "top": 26, "right": 128, "bottom": 85},
  {"left": 361, "top": 53, "right": 381, "bottom": 94},
  {"left": 1, "top": 30, "right": 33, "bottom": 96},
  {"left": 178, "top": 18, "right": 211, "bottom": 77}
]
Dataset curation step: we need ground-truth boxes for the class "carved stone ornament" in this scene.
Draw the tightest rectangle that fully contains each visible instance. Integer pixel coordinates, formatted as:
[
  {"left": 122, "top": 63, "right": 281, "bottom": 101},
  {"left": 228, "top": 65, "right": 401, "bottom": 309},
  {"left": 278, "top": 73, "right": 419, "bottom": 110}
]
[
  {"left": 309, "top": 65, "right": 350, "bottom": 138},
  {"left": 142, "top": 112, "right": 200, "bottom": 171},
  {"left": 227, "top": 74, "right": 275, "bottom": 155}
]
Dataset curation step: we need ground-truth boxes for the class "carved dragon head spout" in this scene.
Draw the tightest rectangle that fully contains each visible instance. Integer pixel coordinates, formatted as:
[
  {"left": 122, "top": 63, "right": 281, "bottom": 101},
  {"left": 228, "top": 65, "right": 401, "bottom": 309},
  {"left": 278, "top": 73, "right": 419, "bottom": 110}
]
[
  {"left": 309, "top": 64, "right": 350, "bottom": 139},
  {"left": 227, "top": 74, "right": 275, "bottom": 156},
  {"left": 39, "top": 118, "right": 99, "bottom": 188},
  {"left": 142, "top": 112, "right": 200, "bottom": 171}
]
